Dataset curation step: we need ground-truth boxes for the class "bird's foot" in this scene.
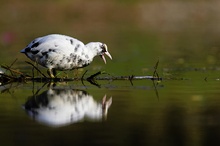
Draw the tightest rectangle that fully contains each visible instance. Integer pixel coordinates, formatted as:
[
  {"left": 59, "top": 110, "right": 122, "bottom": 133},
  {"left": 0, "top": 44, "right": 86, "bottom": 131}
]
[{"left": 47, "top": 69, "right": 55, "bottom": 78}]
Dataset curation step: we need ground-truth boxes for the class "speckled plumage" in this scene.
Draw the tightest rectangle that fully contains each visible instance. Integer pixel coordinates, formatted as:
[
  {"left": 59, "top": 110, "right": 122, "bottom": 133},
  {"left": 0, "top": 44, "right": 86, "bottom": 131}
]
[{"left": 20, "top": 34, "right": 112, "bottom": 77}]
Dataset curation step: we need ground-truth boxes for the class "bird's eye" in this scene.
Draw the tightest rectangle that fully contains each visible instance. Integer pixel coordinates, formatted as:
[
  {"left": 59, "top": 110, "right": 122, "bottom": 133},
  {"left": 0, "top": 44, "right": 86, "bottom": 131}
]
[{"left": 100, "top": 44, "right": 107, "bottom": 52}]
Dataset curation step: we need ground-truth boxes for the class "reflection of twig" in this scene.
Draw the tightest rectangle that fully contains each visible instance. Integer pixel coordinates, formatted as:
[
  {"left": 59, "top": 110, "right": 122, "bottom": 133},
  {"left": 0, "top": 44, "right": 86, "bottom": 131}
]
[
  {"left": 34, "top": 82, "right": 48, "bottom": 96},
  {"left": 25, "top": 61, "right": 47, "bottom": 78},
  {"left": 81, "top": 70, "right": 88, "bottom": 87},
  {"left": 0, "top": 82, "right": 22, "bottom": 95},
  {"left": 86, "top": 71, "right": 102, "bottom": 88},
  {"left": 32, "top": 78, "right": 35, "bottom": 95},
  {"left": 128, "top": 75, "right": 134, "bottom": 86},
  {"left": 0, "top": 72, "right": 16, "bottom": 84},
  {"left": 0, "top": 73, "right": 15, "bottom": 79},
  {"left": 152, "top": 80, "right": 159, "bottom": 101}
]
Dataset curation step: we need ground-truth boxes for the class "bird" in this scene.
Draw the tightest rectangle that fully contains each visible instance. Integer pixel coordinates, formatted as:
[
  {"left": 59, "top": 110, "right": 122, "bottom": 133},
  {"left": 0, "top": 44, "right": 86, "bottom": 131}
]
[{"left": 20, "top": 34, "right": 112, "bottom": 78}]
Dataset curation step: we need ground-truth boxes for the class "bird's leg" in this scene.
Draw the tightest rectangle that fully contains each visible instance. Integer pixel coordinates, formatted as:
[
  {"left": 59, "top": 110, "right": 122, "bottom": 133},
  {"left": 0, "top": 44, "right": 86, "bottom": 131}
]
[
  {"left": 52, "top": 69, "right": 57, "bottom": 77},
  {"left": 47, "top": 68, "right": 55, "bottom": 78}
]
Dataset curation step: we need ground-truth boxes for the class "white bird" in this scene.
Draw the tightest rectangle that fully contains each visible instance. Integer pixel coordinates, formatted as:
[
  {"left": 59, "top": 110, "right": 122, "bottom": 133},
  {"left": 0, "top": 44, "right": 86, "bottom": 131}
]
[{"left": 20, "top": 34, "right": 112, "bottom": 78}]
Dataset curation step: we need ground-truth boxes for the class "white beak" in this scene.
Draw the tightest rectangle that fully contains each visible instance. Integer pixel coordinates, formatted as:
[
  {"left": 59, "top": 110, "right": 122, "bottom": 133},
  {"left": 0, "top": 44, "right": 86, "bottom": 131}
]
[{"left": 101, "top": 52, "right": 112, "bottom": 64}]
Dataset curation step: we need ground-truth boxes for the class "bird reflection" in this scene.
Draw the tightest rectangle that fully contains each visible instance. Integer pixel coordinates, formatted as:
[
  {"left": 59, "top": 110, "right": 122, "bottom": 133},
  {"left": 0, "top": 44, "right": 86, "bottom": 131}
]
[{"left": 24, "top": 88, "right": 112, "bottom": 127}]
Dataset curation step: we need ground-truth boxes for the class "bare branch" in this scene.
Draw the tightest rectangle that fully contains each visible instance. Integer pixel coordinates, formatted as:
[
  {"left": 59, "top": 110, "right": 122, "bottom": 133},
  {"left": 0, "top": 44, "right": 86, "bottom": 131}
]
[{"left": 25, "top": 61, "right": 47, "bottom": 78}]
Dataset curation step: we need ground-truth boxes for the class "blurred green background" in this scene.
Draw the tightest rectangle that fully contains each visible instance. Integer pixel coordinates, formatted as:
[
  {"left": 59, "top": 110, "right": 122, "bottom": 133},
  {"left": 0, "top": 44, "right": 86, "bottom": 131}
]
[{"left": 1, "top": 0, "right": 220, "bottom": 75}]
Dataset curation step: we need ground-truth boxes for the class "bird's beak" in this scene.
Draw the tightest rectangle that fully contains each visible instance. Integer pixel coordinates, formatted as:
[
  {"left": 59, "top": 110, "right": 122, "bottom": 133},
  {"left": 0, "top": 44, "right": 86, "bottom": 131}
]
[{"left": 101, "top": 52, "right": 112, "bottom": 64}]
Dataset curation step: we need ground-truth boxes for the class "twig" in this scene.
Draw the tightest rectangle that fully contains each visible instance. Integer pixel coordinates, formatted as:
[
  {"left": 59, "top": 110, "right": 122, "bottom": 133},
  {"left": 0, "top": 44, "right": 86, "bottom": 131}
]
[
  {"left": 25, "top": 61, "right": 47, "bottom": 78},
  {"left": 153, "top": 59, "right": 160, "bottom": 80},
  {"left": 5, "top": 58, "right": 18, "bottom": 77},
  {"left": 87, "top": 71, "right": 102, "bottom": 81},
  {"left": 1, "top": 65, "right": 23, "bottom": 75},
  {"left": 9, "top": 58, "right": 18, "bottom": 68}
]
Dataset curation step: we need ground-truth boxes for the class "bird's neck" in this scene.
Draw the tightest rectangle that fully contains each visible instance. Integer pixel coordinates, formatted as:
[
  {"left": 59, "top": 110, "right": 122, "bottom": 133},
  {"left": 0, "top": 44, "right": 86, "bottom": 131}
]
[{"left": 84, "top": 46, "right": 98, "bottom": 61}]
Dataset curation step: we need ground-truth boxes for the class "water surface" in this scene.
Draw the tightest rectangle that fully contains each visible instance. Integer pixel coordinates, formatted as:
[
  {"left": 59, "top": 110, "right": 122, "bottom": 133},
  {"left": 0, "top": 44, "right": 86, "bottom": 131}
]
[{"left": 0, "top": 70, "right": 220, "bottom": 146}]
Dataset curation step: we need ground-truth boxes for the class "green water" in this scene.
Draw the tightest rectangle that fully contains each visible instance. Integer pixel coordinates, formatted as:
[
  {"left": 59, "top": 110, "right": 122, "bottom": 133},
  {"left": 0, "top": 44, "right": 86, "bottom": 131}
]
[
  {"left": 0, "top": 73, "right": 220, "bottom": 146},
  {"left": 1, "top": 0, "right": 220, "bottom": 145}
]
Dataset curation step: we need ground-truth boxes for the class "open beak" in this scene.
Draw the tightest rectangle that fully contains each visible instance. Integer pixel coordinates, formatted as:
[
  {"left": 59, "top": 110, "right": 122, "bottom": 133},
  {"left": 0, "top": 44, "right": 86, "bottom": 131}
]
[{"left": 101, "top": 52, "right": 112, "bottom": 64}]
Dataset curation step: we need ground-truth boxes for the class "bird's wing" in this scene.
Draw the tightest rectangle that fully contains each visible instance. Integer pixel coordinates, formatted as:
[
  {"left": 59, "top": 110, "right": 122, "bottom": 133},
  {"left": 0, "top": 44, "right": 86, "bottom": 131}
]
[{"left": 22, "top": 34, "right": 85, "bottom": 54}]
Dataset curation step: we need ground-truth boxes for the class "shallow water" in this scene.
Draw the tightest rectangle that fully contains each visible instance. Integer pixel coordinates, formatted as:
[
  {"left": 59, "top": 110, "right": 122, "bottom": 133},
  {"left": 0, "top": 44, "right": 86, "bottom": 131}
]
[{"left": 0, "top": 69, "right": 220, "bottom": 146}]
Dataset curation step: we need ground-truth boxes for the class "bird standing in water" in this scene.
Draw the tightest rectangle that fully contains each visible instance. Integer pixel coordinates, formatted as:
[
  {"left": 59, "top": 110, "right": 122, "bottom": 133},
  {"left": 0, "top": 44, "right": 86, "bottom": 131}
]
[{"left": 20, "top": 34, "right": 112, "bottom": 78}]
